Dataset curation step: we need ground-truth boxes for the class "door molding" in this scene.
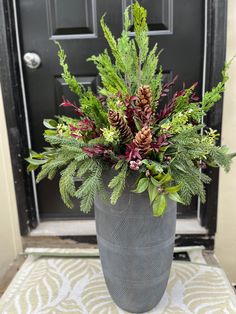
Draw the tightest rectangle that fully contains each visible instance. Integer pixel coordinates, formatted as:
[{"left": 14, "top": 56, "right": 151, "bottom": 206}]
[
  {"left": 0, "top": 0, "right": 37, "bottom": 235},
  {"left": 200, "top": 0, "right": 228, "bottom": 235},
  {"left": 0, "top": 0, "right": 228, "bottom": 237}
]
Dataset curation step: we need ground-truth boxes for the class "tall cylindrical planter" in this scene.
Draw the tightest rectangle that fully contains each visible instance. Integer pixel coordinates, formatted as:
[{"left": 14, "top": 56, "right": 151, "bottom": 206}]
[{"left": 94, "top": 174, "right": 177, "bottom": 313}]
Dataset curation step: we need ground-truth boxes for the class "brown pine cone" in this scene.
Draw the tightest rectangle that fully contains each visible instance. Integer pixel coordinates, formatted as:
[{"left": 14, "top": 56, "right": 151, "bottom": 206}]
[
  {"left": 137, "top": 85, "right": 153, "bottom": 107},
  {"left": 108, "top": 110, "right": 133, "bottom": 143},
  {"left": 134, "top": 126, "right": 152, "bottom": 156},
  {"left": 137, "top": 85, "right": 153, "bottom": 124}
]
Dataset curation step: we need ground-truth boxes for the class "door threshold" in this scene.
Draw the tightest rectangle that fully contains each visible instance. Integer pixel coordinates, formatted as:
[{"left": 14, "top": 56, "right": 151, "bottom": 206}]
[{"left": 29, "top": 218, "right": 207, "bottom": 237}]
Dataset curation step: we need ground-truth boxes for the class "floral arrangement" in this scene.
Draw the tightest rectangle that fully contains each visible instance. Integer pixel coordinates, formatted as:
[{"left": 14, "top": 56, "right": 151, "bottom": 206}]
[{"left": 27, "top": 3, "right": 234, "bottom": 216}]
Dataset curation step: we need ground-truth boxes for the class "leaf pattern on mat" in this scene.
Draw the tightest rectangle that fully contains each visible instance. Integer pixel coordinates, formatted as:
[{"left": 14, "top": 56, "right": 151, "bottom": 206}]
[
  {"left": 0, "top": 256, "right": 236, "bottom": 314},
  {"left": 81, "top": 274, "right": 120, "bottom": 314}
]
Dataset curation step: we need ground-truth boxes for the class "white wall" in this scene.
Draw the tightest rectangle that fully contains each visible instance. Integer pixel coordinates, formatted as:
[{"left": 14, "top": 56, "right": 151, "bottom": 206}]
[
  {"left": 215, "top": 0, "right": 236, "bottom": 283},
  {"left": 0, "top": 85, "right": 22, "bottom": 279}
]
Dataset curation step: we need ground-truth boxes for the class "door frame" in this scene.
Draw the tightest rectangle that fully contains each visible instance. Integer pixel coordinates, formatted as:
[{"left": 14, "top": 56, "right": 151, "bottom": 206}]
[{"left": 0, "top": 0, "right": 228, "bottom": 238}]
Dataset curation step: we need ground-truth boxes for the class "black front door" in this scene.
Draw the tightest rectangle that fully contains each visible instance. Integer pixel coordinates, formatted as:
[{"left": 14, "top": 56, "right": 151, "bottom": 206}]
[{"left": 17, "top": 0, "right": 205, "bottom": 220}]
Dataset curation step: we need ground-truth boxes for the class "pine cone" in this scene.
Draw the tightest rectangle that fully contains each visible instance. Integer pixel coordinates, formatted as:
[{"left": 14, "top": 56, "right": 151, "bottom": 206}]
[
  {"left": 137, "top": 85, "right": 153, "bottom": 123},
  {"left": 137, "top": 85, "right": 153, "bottom": 107},
  {"left": 108, "top": 110, "right": 133, "bottom": 143},
  {"left": 134, "top": 126, "right": 152, "bottom": 156}
]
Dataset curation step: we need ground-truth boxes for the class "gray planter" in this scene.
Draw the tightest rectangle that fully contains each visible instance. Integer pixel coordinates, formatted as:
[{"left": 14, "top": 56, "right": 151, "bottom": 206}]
[{"left": 94, "top": 173, "right": 177, "bottom": 313}]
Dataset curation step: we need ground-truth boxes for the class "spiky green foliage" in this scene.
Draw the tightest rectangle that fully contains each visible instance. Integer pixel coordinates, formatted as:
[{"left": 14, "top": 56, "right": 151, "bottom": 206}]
[
  {"left": 57, "top": 44, "right": 107, "bottom": 129},
  {"left": 59, "top": 160, "right": 79, "bottom": 208},
  {"left": 44, "top": 134, "right": 84, "bottom": 147},
  {"left": 26, "top": 3, "right": 234, "bottom": 217},
  {"left": 202, "top": 62, "right": 230, "bottom": 112},
  {"left": 80, "top": 90, "right": 108, "bottom": 128},
  {"left": 75, "top": 160, "right": 103, "bottom": 213},
  {"left": 56, "top": 42, "right": 83, "bottom": 97},
  {"left": 100, "top": 15, "right": 126, "bottom": 73},
  {"left": 88, "top": 51, "right": 128, "bottom": 96},
  {"left": 108, "top": 162, "right": 128, "bottom": 205},
  {"left": 88, "top": 4, "right": 162, "bottom": 97},
  {"left": 208, "top": 146, "right": 233, "bottom": 172},
  {"left": 167, "top": 125, "right": 233, "bottom": 204},
  {"left": 133, "top": 2, "right": 149, "bottom": 63},
  {"left": 170, "top": 154, "right": 211, "bottom": 204}
]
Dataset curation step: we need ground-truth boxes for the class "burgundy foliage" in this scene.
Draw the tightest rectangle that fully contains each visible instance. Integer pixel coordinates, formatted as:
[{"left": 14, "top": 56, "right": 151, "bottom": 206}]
[
  {"left": 156, "top": 89, "right": 185, "bottom": 122},
  {"left": 82, "top": 145, "right": 106, "bottom": 158},
  {"left": 60, "top": 97, "right": 84, "bottom": 117},
  {"left": 78, "top": 118, "right": 96, "bottom": 132},
  {"left": 124, "top": 95, "right": 139, "bottom": 132},
  {"left": 151, "top": 134, "right": 172, "bottom": 152},
  {"left": 125, "top": 142, "right": 142, "bottom": 162},
  {"left": 70, "top": 124, "right": 82, "bottom": 139},
  {"left": 160, "top": 75, "right": 178, "bottom": 99}
]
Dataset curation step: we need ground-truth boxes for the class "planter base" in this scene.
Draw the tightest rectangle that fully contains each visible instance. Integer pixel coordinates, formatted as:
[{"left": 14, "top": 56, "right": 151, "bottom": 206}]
[{"left": 95, "top": 175, "right": 177, "bottom": 313}]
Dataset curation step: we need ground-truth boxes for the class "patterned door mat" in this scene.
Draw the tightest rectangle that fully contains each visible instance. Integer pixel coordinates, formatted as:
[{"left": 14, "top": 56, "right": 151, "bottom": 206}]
[{"left": 0, "top": 248, "right": 236, "bottom": 314}]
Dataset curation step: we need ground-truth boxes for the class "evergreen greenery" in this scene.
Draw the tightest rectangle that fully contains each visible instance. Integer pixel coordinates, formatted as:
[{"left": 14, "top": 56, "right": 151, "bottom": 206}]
[{"left": 27, "top": 2, "right": 234, "bottom": 216}]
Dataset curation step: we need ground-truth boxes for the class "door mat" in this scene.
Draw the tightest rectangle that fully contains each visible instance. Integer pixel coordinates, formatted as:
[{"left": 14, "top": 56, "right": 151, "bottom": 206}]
[{"left": 0, "top": 248, "right": 236, "bottom": 314}]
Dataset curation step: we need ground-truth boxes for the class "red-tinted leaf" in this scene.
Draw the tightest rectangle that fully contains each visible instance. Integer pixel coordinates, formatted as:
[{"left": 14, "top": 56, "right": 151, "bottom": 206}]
[
  {"left": 125, "top": 142, "right": 142, "bottom": 161},
  {"left": 60, "top": 97, "right": 84, "bottom": 117}
]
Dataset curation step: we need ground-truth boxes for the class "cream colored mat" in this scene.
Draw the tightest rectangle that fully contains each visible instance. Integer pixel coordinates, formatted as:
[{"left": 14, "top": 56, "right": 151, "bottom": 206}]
[{"left": 0, "top": 248, "right": 236, "bottom": 314}]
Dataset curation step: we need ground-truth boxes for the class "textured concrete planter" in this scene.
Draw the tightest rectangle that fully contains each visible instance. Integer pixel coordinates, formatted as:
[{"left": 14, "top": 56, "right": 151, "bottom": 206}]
[{"left": 95, "top": 173, "right": 177, "bottom": 313}]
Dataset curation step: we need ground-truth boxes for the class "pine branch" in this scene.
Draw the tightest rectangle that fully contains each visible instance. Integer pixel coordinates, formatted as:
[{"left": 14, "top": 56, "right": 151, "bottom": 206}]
[
  {"left": 36, "top": 153, "right": 73, "bottom": 182},
  {"left": 108, "top": 162, "right": 128, "bottom": 205},
  {"left": 209, "top": 146, "right": 233, "bottom": 172},
  {"left": 170, "top": 154, "right": 211, "bottom": 204},
  {"left": 75, "top": 160, "right": 103, "bottom": 213},
  {"left": 76, "top": 158, "right": 97, "bottom": 178},
  {"left": 59, "top": 160, "right": 79, "bottom": 208},
  {"left": 44, "top": 134, "right": 84, "bottom": 148}
]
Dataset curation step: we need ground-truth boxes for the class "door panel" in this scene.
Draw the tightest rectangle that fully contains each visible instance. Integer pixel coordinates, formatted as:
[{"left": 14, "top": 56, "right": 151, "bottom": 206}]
[
  {"left": 47, "top": 0, "right": 98, "bottom": 39},
  {"left": 17, "top": 0, "right": 205, "bottom": 220},
  {"left": 125, "top": 0, "right": 173, "bottom": 35}
]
